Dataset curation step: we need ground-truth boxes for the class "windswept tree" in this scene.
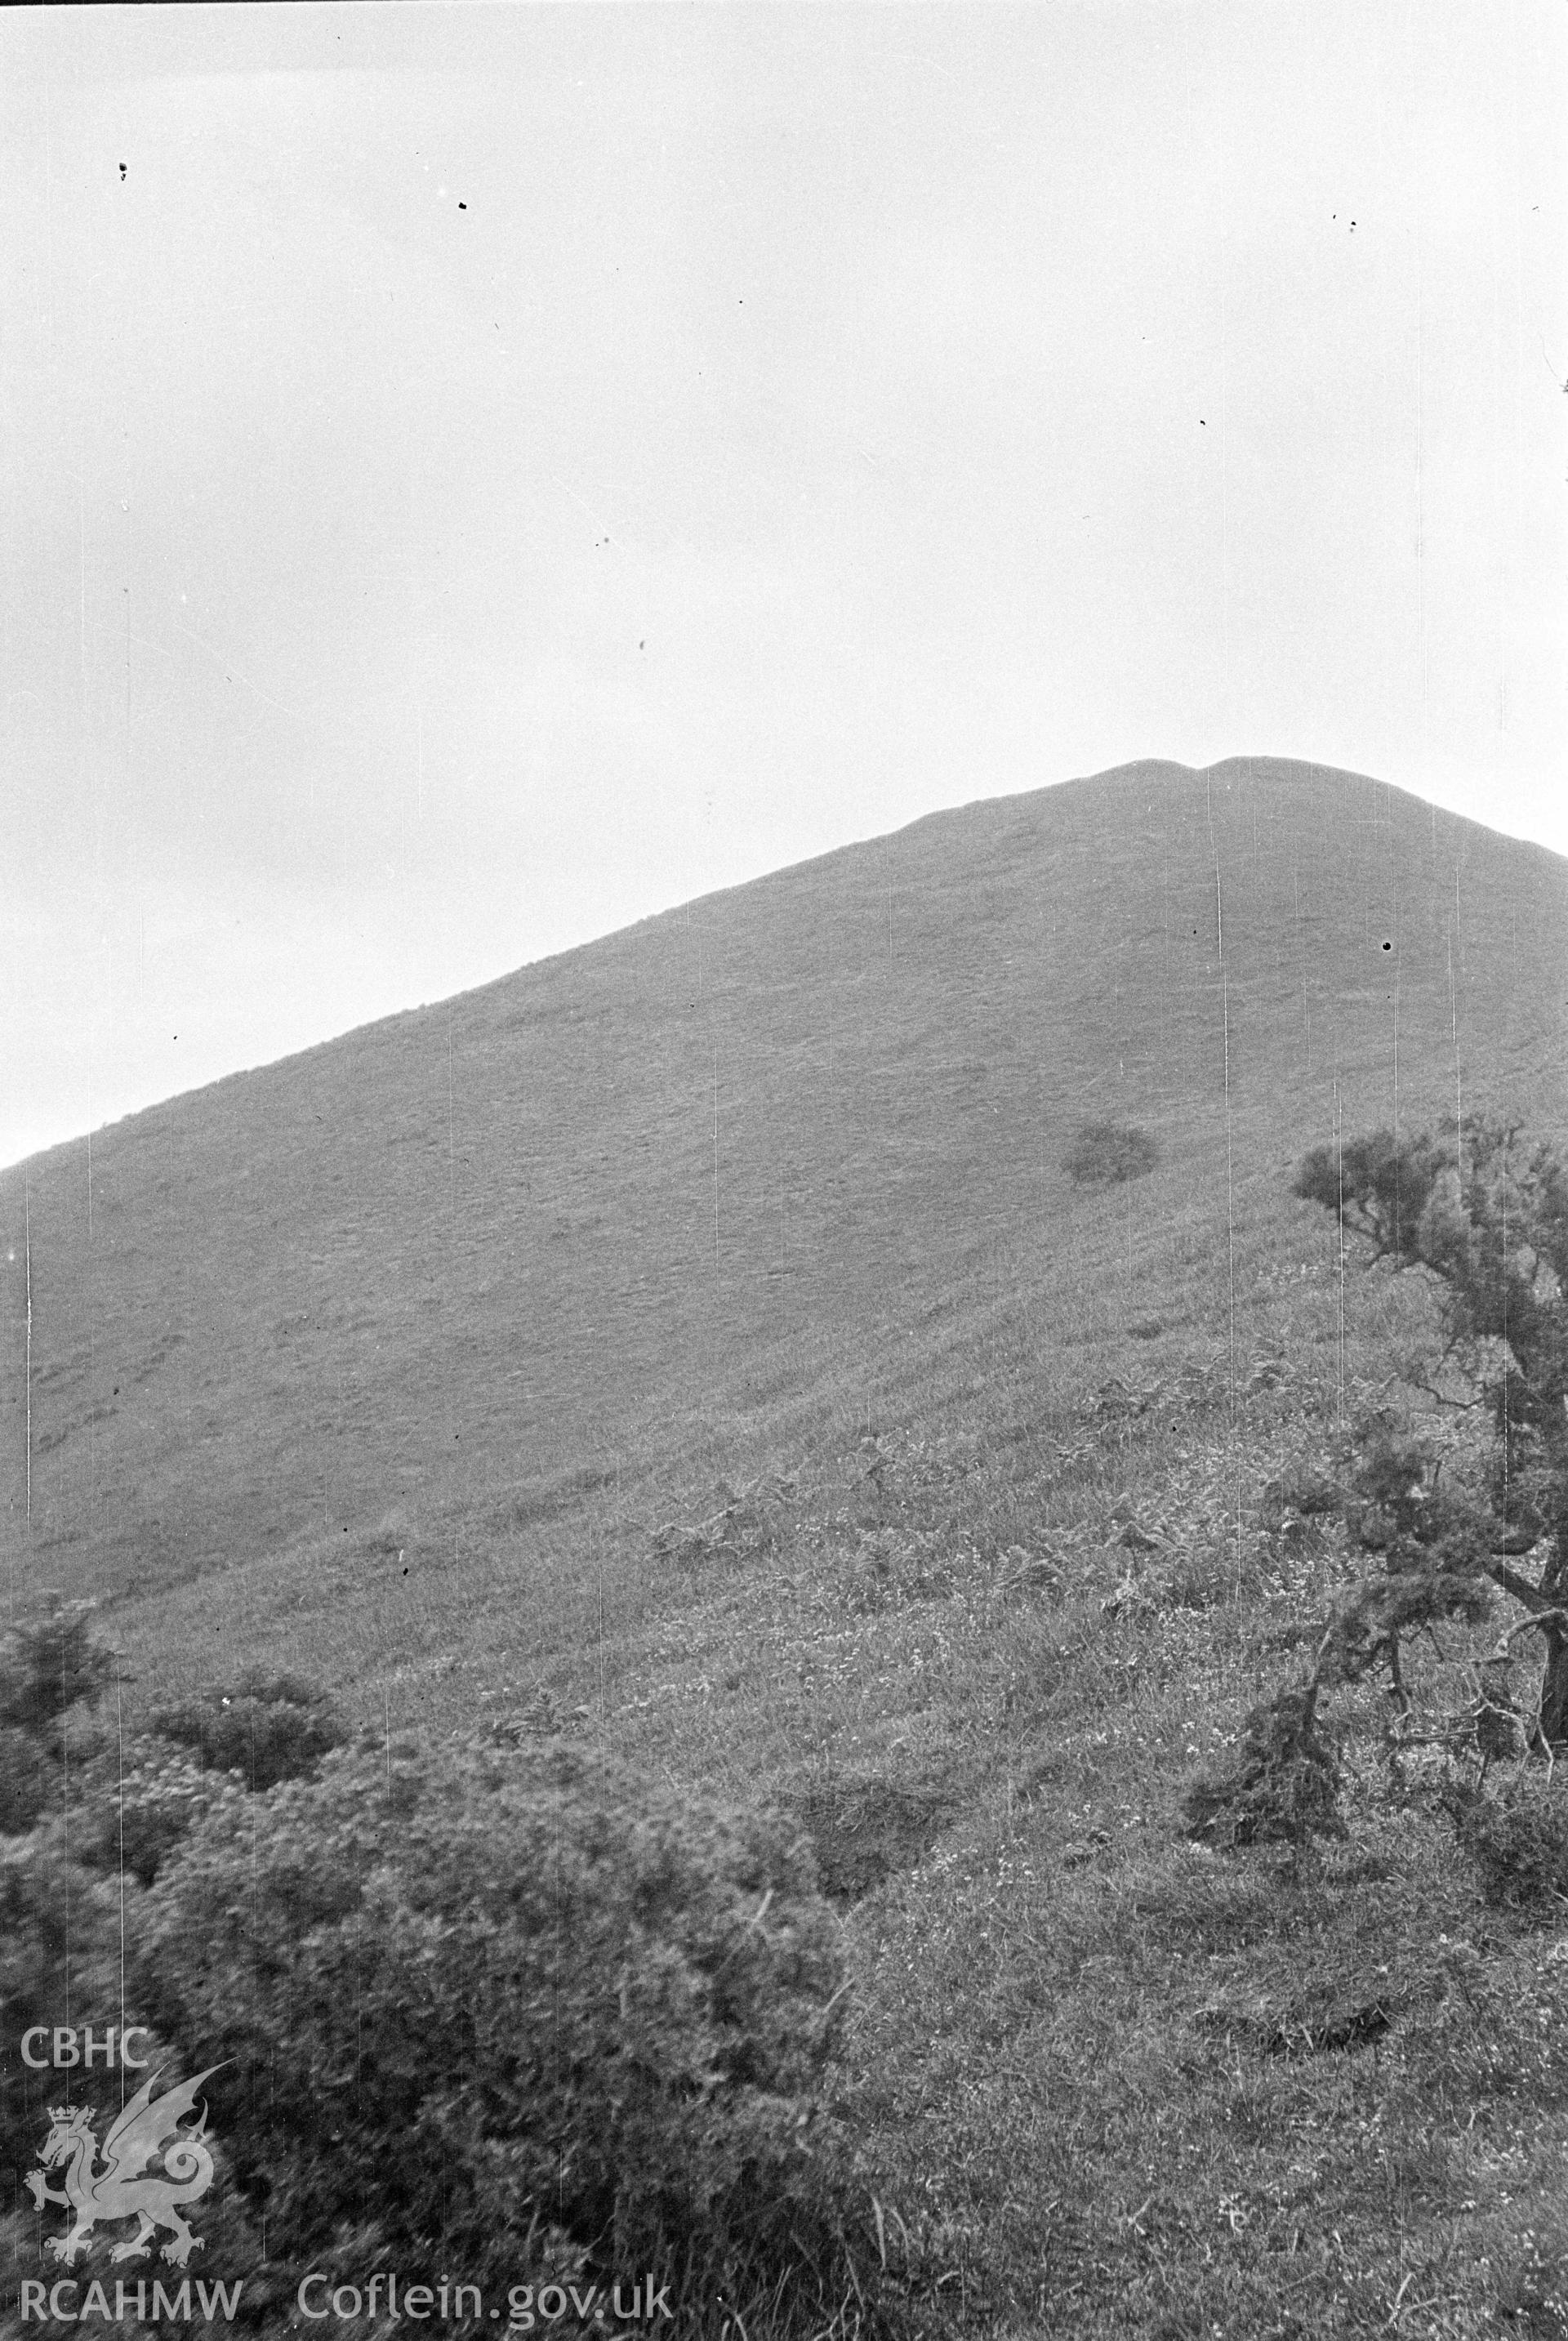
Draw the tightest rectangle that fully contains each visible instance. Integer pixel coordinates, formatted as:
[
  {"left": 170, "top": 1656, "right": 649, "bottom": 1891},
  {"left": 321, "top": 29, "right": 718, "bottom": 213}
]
[
  {"left": 1187, "top": 1117, "right": 1568, "bottom": 1870},
  {"left": 1292, "top": 1117, "right": 1568, "bottom": 1750}
]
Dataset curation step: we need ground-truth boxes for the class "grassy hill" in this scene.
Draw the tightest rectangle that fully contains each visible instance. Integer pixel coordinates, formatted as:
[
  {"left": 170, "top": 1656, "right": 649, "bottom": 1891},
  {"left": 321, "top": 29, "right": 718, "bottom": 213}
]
[
  {"left": 4, "top": 755, "right": 1568, "bottom": 2336},
  {"left": 3, "top": 757, "right": 1562, "bottom": 1646}
]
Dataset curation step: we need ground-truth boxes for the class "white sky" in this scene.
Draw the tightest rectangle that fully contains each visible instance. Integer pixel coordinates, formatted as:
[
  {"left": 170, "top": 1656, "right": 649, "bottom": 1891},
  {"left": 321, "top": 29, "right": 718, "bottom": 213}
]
[{"left": 3, "top": 3, "right": 1564, "bottom": 1170}]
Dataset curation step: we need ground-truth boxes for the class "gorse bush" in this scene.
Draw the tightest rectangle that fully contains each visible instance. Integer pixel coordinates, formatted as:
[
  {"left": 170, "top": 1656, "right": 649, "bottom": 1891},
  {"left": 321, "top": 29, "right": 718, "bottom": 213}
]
[
  {"left": 0, "top": 1606, "right": 890, "bottom": 2334},
  {"left": 0, "top": 1823, "right": 244, "bottom": 2312},
  {"left": 149, "top": 1666, "right": 345, "bottom": 1793},
  {"left": 1443, "top": 1779, "right": 1568, "bottom": 1917},
  {"left": 0, "top": 1826, "right": 122, "bottom": 2139},
  {"left": 131, "top": 1735, "right": 890, "bottom": 2329},
  {"left": 0, "top": 1597, "right": 115, "bottom": 1838},
  {"left": 0, "top": 1610, "right": 269, "bottom": 2307},
  {"left": 0, "top": 1598, "right": 115, "bottom": 1746},
  {"left": 67, "top": 1670, "right": 349, "bottom": 1894},
  {"left": 77, "top": 1742, "right": 247, "bottom": 1888},
  {"left": 1064, "top": 1121, "right": 1159, "bottom": 1189}
]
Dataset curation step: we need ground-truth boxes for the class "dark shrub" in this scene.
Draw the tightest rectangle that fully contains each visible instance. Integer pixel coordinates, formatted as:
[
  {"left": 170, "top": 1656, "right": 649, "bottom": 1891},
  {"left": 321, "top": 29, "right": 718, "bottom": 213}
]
[
  {"left": 1065, "top": 1120, "right": 1159, "bottom": 1188},
  {"left": 789, "top": 1772, "right": 955, "bottom": 1905},
  {"left": 0, "top": 1597, "right": 114, "bottom": 1748},
  {"left": 1445, "top": 1781, "right": 1568, "bottom": 1916},
  {"left": 1260, "top": 1464, "right": 1343, "bottom": 1522},
  {"left": 149, "top": 1666, "right": 343, "bottom": 1792},
  {"left": 131, "top": 1736, "right": 891, "bottom": 2331},
  {"left": 1183, "top": 1686, "right": 1346, "bottom": 1858},
  {"left": 0, "top": 1825, "right": 149, "bottom": 2192},
  {"left": 0, "top": 1598, "right": 117, "bottom": 1839}
]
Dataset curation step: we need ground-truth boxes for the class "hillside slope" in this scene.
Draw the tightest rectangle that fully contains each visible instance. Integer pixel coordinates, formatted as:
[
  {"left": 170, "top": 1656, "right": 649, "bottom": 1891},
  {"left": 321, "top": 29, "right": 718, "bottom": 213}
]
[{"left": 2, "top": 756, "right": 1565, "bottom": 1619}]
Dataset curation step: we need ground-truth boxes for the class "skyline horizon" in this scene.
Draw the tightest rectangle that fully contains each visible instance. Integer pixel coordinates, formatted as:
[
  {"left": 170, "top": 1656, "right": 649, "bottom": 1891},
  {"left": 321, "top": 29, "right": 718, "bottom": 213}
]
[{"left": 4, "top": 748, "right": 1559, "bottom": 1176}]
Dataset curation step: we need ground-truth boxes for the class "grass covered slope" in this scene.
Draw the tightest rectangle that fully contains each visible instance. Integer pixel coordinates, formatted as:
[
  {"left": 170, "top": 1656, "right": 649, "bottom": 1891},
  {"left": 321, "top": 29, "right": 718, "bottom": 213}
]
[
  {"left": 2, "top": 756, "right": 1567, "bottom": 2338},
  {"left": 3, "top": 756, "right": 1563, "bottom": 1624}
]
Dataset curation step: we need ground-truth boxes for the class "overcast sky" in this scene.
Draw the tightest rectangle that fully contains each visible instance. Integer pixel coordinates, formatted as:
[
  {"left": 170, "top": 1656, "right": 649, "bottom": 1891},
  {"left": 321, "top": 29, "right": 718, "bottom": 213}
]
[{"left": 3, "top": 3, "right": 1564, "bottom": 1170}]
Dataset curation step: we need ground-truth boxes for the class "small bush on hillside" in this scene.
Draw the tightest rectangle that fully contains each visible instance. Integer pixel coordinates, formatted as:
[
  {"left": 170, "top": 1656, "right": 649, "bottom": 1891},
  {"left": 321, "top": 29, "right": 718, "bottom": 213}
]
[
  {"left": 0, "top": 1597, "right": 116, "bottom": 1744},
  {"left": 1443, "top": 1779, "right": 1568, "bottom": 1917},
  {"left": 0, "top": 1597, "right": 116, "bottom": 1837},
  {"left": 1183, "top": 1683, "right": 1347, "bottom": 1866},
  {"left": 790, "top": 1772, "right": 956, "bottom": 1905},
  {"left": 149, "top": 1665, "right": 344, "bottom": 1791},
  {"left": 132, "top": 1736, "right": 892, "bottom": 2332},
  {"left": 1260, "top": 1462, "right": 1343, "bottom": 1526},
  {"left": 1065, "top": 1120, "right": 1159, "bottom": 1188}
]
